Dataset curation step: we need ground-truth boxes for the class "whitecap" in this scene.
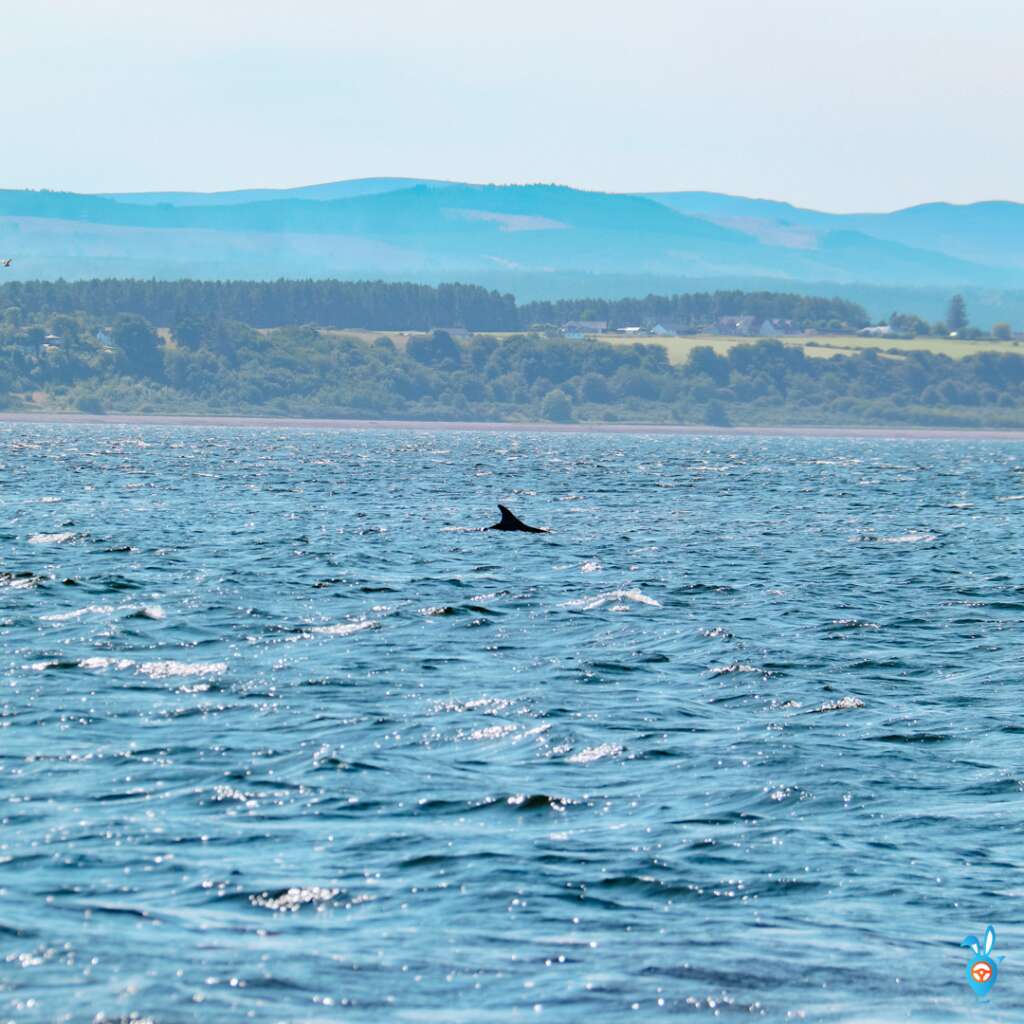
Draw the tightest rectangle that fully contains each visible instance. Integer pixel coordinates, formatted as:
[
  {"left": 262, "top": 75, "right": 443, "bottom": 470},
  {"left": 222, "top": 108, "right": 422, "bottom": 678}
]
[
  {"left": 137, "top": 660, "right": 227, "bottom": 679},
  {"left": 567, "top": 742, "right": 623, "bottom": 764},
  {"left": 700, "top": 626, "right": 732, "bottom": 639},
  {"left": 433, "top": 696, "right": 514, "bottom": 714},
  {"left": 813, "top": 696, "right": 865, "bottom": 713},
  {"left": 580, "top": 561, "right": 602, "bottom": 573},
  {"left": 852, "top": 532, "right": 937, "bottom": 544},
  {"left": 708, "top": 663, "right": 760, "bottom": 676},
  {"left": 28, "top": 532, "right": 76, "bottom": 545},
  {"left": 467, "top": 723, "right": 518, "bottom": 742},
  {"left": 80, "top": 656, "right": 135, "bottom": 671},
  {"left": 250, "top": 886, "right": 340, "bottom": 912},
  {"left": 563, "top": 589, "right": 661, "bottom": 611},
  {"left": 309, "top": 619, "right": 378, "bottom": 637}
]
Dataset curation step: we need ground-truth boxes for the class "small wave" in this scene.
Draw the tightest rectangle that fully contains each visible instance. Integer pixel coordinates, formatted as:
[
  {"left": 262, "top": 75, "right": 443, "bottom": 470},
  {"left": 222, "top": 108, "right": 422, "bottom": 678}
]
[
  {"left": 77, "top": 656, "right": 226, "bottom": 679},
  {"left": 707, "top": 662, "right": 761, "bottom": 677},
  {"left": 567, "top": 742, "right": 623, "bottom": 764},
  {"left": 27, "top": 532, "right": 77, "bottom": 545},
  {"left": 138, "top": 660, "right": 226, "bottom": 679},
  {"left": 812, "top": 696, "right": 865, "bottom": 713},
  {"left": 79, "top": 656, "right": 135, "bottom": 672},
  {"left": 432, "top": 696, "right": 515, "bottom": 715},
  {"left": 41, "top": 605, "right": 115, "bottom": 622},
  {"left": 563, "top": 590, "right": 661, "bottom": 611},
  {"left": 580, "top": 560, "right": 602, "bottom": 573},
  {"left": 128, "top": 605, "right": 166, "bottom": 621},
  {"left": 506, "top": 793, "right": 575, "bottom": 812},
  {"left": 871, "top": 732, "right": 950, "bottom": 744},
  {"left": 250, "top": 886, "right": 340, "bottom": 912},
  {"left": 851, "top": 532, "right": 937, "bottom": 544},
  {"left": 309, "top": 620, "right": 378, "bottom": 637},
  {"left": 1, "top": 571, "right": 44, "bottom": 590},
  {"left": 700, "top": 626, "right": 733, "bottom": 639},
  {"left": 466, "top": 723, "right": 518, "bottom": 742}
]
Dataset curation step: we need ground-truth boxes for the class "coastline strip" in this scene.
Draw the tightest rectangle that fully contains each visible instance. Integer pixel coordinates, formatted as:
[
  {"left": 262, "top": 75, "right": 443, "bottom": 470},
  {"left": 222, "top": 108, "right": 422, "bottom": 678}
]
[{"left": 2, "top": 411, "right": 1024, "bottom": 441}]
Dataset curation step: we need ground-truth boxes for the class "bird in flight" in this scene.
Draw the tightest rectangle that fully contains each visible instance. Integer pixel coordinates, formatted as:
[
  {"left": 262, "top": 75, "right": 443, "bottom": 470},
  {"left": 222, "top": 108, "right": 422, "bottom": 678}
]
[{"left": 1, "top": 259, "right": 11, "bottom": 268}]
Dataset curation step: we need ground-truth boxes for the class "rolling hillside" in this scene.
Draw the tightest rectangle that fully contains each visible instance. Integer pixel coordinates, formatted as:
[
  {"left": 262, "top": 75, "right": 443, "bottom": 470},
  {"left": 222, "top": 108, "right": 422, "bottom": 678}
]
[
  {"left": 1, "top": 180, "right": 1022, "bottom": 322},
  {"left": 647, "top": 191, "right": 1024, "bottom": 273}
]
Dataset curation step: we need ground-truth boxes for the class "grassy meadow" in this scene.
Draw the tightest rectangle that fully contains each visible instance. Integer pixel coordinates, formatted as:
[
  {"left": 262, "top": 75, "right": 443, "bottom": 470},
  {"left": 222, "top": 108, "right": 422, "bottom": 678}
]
[
  {"left": 590, "top": 332, "right": 1024, "bottom": 364},
  {"left": 312, "top": 328, "right": 1024, "bottom": 365}
]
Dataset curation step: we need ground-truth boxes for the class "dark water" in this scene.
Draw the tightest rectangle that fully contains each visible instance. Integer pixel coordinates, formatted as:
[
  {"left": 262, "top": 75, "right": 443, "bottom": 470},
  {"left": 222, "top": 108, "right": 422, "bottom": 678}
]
[{"left": 3, "top": 424, "right": 1024, "bottom": 1022}]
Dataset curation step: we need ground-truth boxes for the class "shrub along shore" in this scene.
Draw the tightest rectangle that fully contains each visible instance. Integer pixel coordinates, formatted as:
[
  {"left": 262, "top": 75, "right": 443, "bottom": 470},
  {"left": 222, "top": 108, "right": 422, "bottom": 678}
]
[{"left": 4, "top": 317, "right": 1024, "bottom": 429}]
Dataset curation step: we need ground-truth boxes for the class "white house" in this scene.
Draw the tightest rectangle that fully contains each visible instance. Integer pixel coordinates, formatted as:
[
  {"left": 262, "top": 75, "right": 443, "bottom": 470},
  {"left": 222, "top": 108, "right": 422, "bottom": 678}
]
[
  {"left": 562, "top": 320, "right": 608, "bottom": 339},
  {"left": 718, "top": 315, "right": 758, "bottom": 336},
  {"left": 651, "top": 322, "right": 686, "bottom": 337}
]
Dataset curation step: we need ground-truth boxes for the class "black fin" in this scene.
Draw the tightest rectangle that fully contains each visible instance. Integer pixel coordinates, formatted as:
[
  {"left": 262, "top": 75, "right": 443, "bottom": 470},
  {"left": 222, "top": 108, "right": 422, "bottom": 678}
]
[
  {"left": 489, "top": 504, "right": 548, "bottom": 533},
  {"left": 497, "top": 504, "right": 526, "bottom": 528}
]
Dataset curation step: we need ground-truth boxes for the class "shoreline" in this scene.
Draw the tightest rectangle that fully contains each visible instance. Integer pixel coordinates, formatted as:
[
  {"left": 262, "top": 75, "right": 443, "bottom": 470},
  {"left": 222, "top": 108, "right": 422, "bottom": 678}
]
[{"left": 2, "top": 410, "right": 1024, "bottom": 440}]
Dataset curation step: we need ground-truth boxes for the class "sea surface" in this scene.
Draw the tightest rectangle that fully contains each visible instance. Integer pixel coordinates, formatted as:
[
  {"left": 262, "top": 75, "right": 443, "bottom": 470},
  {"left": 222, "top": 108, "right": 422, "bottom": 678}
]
[{"left": 2, "top": 423, "right": 1024, "bottom": 1022}]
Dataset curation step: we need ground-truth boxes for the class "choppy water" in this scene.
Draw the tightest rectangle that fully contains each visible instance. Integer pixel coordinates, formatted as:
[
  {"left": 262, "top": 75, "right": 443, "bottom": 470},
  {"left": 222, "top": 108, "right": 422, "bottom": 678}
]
[{"left": 3, "top": 424, "right": 1024, "bottom": 1022}]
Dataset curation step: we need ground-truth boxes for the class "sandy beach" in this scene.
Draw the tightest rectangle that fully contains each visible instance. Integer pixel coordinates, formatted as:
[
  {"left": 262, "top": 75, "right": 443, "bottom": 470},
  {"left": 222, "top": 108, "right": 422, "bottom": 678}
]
[{"left": 2, "top": 410, "right": 1024, "bottom": 440}]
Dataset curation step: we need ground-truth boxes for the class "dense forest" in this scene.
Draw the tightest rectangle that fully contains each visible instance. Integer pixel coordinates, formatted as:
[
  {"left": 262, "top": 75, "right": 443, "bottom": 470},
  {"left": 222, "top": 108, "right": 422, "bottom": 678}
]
[
  {"left": 0, "top": 279, "right": 520, "bottom": 332},
  {"left": 3, "top": 304, "right": 1024, "bottom": 428},
  {"left": 518, "top": 291, "right": 869, "bottom": 330},
  {"left": 0, "top": 279, "right": 866, "bottom": 333}
]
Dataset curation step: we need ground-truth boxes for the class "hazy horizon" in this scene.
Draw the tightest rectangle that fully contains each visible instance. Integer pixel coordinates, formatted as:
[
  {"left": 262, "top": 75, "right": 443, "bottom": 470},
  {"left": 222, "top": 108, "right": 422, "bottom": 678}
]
[{"left": 4, "top": 0, "right": 1023, "bottom": 212}]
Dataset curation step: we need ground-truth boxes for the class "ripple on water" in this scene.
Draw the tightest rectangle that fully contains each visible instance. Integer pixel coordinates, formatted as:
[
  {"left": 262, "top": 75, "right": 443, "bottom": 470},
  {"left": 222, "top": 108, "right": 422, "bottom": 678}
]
[
  {"left": 0, "top": 425, "right": 1018, "bottom": 1022},
  {"left": 562, "top": 589, "right": 661, "bottom": 611}
]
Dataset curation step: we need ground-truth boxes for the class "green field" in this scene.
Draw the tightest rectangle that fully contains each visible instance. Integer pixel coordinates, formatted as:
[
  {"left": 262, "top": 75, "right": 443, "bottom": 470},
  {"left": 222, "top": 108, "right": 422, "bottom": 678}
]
[
  {"left": 590, "top": 332, "right": 1024, "bottom": 364},
  {"left": 287, "top": 328, "right": 1024, "bottom": 364}
]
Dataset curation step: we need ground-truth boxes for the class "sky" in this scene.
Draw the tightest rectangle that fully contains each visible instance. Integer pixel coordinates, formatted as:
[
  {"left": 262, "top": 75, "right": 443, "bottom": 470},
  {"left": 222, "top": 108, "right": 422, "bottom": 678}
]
[{"left": 2, "top": 0, "right": 1022, "bottom": 211}]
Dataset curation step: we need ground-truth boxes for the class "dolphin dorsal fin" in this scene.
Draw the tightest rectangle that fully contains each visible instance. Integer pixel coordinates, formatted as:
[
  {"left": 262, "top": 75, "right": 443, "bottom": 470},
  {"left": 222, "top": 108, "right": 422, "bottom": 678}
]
[
  {"left": 497, "top": 504, "right": 527, "bottom": 529},
  {"left": 489, "top": 504, "right": 548, "bottom": 533}
]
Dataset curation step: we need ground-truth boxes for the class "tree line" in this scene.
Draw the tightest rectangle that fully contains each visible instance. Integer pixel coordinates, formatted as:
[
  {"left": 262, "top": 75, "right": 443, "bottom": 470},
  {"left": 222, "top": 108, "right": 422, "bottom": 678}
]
[
  {"left": 0, "top": 279, "right": 866, "bottom": 332},
  {"left": 0, "top": 279, "right": 520, "bottom": 331},
  {"left": 4, "top": 306, "right": 1024, "bottom": 429},
  {"left": 519, "top": 290, "right": 869, "bottom": 330}
]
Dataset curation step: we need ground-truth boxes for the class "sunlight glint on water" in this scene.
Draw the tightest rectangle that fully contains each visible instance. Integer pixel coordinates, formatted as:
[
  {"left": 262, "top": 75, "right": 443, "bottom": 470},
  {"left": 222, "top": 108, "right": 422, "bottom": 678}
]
[{"left": 2, "top": 424, "right": 1023, "bottom": 1022}]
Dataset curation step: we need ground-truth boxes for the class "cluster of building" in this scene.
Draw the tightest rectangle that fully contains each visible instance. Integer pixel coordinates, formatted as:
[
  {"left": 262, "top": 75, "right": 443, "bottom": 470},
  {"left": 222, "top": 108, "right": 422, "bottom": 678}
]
[{"left": 559, "top": 317, "right": 806, "bottom": 339}]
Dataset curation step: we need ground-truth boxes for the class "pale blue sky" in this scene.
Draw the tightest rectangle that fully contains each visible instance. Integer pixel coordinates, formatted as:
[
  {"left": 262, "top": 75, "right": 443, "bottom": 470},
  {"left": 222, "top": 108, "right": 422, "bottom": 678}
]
[{"left": 2, "top": 0, "right": 1022, "bottom": 211}]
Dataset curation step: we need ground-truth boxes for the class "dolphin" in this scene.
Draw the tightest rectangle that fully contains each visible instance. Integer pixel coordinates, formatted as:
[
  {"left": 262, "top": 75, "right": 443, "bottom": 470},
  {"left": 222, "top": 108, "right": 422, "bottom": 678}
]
[{"left": 488, "top": 504, "right": 549, "bottom": 534}]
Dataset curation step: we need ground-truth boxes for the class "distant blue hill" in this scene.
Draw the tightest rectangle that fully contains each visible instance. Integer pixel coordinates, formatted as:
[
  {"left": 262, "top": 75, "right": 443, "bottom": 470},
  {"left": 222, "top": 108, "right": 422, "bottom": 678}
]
[
  {"left": 100, "top": 177, "right": 452, "bottom": 206},
  {"left": 101, "top": 177, "right": 450, "bottom": 206},
  {"left": 646, "top": 191, "right": 1024, "bottom": 272},
  {"left": 1, "top": 181, "right": 1021, "bottom": 310}
]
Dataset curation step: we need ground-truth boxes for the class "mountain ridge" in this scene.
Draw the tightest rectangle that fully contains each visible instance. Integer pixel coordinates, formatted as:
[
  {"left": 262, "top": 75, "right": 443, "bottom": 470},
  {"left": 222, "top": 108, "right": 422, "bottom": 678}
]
[{"left": 1, "top": 179, "right": 1021, "bottom": 310}]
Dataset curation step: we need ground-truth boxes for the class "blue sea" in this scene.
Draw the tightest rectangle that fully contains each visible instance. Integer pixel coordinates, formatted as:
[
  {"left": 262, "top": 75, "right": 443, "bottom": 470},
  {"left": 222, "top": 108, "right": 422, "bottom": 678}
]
[{"left": 2, "top": 423, "right": 1023, "bottom": 1022}]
